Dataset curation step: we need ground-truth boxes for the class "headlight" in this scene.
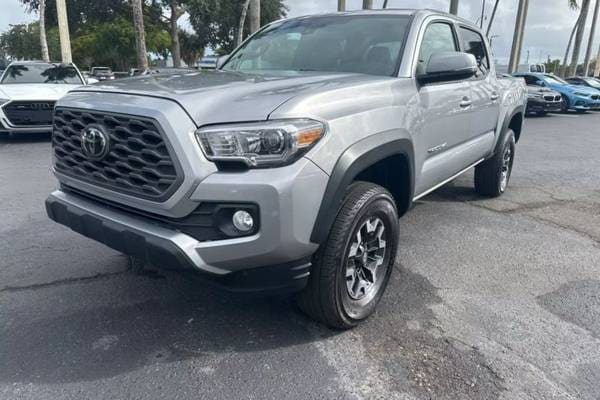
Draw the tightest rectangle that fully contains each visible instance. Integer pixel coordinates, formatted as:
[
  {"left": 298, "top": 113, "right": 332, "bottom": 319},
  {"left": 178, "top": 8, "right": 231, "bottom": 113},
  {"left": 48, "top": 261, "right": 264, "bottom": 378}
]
[
  {"left": 574, "top": 92, "right": 589, "bottom": 97},
  {"left": 196, "top": 119, "right": 325, "bottom": 168}
]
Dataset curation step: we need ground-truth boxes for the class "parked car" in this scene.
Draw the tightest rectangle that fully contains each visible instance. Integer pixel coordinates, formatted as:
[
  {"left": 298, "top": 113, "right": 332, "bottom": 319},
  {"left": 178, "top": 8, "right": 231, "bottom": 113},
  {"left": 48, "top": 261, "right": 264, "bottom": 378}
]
[
  {"left": 565, "top": 76, "right": 600, "bottom": 95},
  {"left": 46, "top": 9, "right": 526, "bottom": 328},
  {"left": 0, "top": 61, "right": 85, "bottom": 136},
  {"left": 90, "top": 66, "right": 115, "bottom": 81},
  {"left": 524, "top": 85, "right": 562, "bottom": 115},
  {"left": 198, "top": 56, "right": 218, "bottom": 70},
  {"left": 513, "top": 72, "right": 600, "bottom": 112}
]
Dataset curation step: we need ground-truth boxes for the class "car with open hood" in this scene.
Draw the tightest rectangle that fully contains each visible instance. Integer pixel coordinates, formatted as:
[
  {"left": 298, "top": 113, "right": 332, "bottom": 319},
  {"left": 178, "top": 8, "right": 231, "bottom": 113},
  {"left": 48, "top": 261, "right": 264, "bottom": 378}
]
[{"left": 0, "top": 61, "right": 85, "bottom": 135}]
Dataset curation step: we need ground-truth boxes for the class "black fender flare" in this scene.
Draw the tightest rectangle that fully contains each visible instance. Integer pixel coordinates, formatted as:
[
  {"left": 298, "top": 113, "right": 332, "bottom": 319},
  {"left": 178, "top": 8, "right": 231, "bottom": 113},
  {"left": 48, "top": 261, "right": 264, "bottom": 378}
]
[
  {"left": 310, "top": 133, "right": 414, "bottom": 244},
  {"left": 491, "top": 107, "right": 523, "bottom": 157}
]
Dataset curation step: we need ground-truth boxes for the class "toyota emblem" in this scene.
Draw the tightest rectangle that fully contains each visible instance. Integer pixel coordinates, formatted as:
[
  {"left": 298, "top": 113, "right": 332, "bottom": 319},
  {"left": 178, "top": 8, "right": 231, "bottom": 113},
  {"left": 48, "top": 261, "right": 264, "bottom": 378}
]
[{"left": 81, "top": 125, "right": 110, "bottom": 160}]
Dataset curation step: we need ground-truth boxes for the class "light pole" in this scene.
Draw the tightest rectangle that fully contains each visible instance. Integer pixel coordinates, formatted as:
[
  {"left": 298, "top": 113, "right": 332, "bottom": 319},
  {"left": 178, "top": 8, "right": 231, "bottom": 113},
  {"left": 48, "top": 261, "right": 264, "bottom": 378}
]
[
  {"left": 508, "top": 0, "right": 529, "bottom": 73},
  {"left": 55, "top": 0, "right": 72, "bottom": 63},
  {"left": 480, "top": 0, "right": 486, "bottom": 29},
  {"left": 450, "top": 0, "right": 459, "bottom": 15}
]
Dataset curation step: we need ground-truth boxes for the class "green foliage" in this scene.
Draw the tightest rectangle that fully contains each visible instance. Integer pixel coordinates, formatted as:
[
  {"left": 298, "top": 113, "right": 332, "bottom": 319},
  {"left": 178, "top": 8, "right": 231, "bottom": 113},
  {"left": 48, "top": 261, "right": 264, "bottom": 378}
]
[
  {"left": 71, "top": 19, "right": 171, "bottom": 71},
  {"left": 187, "top": 0, "right": 287, "bottom": 54},
  {"left": 0, "top": 22, "right": 60, "bottom": 61},
  {"left": 179, "top": 30, "right": 205, "bottom": 66}
]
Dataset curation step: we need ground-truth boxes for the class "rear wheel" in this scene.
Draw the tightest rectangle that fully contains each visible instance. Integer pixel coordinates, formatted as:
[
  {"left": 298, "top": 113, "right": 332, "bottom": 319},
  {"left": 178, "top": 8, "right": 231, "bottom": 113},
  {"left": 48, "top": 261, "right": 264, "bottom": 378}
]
[
  {"left": 474, "top": 130, "right": 516, "bottom": 198},
  {"left": 296, "top": 182, "right": 399, "bottom": 329}
]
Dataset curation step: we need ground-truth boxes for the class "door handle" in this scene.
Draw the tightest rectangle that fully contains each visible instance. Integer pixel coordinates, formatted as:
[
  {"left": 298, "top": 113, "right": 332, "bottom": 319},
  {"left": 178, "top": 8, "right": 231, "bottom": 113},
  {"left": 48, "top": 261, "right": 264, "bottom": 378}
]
[
  {"left": 490, "top": 92, "right": 500, "bottom": 101},
  {"left": 459, "top": 97, "right": 472, "bottom": 108}
]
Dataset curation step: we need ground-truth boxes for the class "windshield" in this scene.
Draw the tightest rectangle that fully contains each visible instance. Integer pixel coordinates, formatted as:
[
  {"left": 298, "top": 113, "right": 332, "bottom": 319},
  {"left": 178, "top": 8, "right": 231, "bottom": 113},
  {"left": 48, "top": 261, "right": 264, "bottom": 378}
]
[
  {"left": 223, "top": 15, "right": 411, "bottom": 77},
  {"left": 1, "top": 64, "right": 83, "bottom": 85},
  {"left": 583, "top": 78, "right": 600, "bottom": 89},
  {"left": 544, "top": 74, "right": 568, "bottom": 85}
]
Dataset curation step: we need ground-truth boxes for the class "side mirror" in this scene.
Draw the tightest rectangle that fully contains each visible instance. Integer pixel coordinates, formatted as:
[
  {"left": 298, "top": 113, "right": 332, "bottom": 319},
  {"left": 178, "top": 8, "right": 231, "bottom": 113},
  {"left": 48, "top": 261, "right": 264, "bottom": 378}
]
[
  {"left": 417, "top": 52, "right": 478, "bottom": 84},
  {"left": 216, "top": 55, "right": 230, "bottom": 70}
]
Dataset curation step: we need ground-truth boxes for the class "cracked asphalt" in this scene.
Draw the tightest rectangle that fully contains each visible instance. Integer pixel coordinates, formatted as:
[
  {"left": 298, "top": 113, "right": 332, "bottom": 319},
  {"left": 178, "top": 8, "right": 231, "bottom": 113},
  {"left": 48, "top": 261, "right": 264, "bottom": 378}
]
[{"left": 1, "top": 112, "right": 599, "bottom": 400}]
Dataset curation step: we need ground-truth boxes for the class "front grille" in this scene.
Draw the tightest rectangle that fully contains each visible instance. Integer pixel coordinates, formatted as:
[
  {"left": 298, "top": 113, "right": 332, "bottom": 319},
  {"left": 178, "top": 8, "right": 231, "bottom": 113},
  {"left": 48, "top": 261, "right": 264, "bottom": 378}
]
[
  {"left": 52, "top": 108, "right": 182, "bottom": 201},
  {"left": 2, "top": 101, "right": 55, "bottom": 126}
]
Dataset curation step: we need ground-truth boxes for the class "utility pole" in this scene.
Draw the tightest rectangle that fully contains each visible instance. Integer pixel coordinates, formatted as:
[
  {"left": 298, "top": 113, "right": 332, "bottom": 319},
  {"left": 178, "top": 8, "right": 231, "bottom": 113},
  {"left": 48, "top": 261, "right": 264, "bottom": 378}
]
[
  {"left": 508, "top": 0, "right": 529, "bottom": 73},
  {"left": 249, "top": 0, "right": 261, "bottom": 34},
  {"left": 450, "top": 0, "right": 459, "bottom": 15},
  {"left": 55, "top": 0, "right": 72, "bottom": 63},
  {"left": 338, "top": 0, "right": 346, "bottom": 11},
  {"left": 362, "top": 0, "right": 373, "bottom": 9},
  {"left": 583, "top": 0, "right": 600, "bottom": 76}
]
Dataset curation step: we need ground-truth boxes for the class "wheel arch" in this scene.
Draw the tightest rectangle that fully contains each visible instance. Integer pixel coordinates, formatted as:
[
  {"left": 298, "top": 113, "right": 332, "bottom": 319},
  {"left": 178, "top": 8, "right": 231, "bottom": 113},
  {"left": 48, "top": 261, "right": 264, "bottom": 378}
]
[{"left": 310, "top": 132, "right": 414, "bottom": 245}]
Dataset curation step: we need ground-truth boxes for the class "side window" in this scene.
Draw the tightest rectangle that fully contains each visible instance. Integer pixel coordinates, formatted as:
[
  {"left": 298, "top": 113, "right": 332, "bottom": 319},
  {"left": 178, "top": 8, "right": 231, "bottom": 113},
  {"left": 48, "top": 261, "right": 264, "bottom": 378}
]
[
  {"left": 523, "top": 75, "right": 538, "bottom": 85},
  {"left": 459, "top": 27, "right": 490, "bottom": 76},
  {"left": 418, "top": 22, "right": 458, "bottom": 74}
]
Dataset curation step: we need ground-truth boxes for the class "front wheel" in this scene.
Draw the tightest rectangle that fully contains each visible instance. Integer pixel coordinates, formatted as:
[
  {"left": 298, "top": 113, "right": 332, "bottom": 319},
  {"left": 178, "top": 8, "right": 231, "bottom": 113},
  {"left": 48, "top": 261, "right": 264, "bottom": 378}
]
[
  {"left": 296, "top": 182, "right": 399, "bottom": 329},
  {"left": 474, "top": 130, "right": 516, "bottom": 198}
]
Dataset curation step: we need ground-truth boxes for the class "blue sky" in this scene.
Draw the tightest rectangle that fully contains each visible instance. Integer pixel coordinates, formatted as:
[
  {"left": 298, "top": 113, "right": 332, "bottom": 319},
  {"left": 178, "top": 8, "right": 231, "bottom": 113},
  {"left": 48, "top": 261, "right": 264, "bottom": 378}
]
[{"left": 2, "top": 0, "right": 598, "bottom": 64}]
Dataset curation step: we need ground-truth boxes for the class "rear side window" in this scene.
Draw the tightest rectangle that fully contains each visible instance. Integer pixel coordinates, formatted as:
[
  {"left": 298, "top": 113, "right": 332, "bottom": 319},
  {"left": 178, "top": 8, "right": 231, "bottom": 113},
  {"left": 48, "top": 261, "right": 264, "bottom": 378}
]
[
  {"left": 459, "top": 27, "right": 490, "bottom": 75},
  {"left": 418, "top": 22, "right": 458, "bottom": 74}
]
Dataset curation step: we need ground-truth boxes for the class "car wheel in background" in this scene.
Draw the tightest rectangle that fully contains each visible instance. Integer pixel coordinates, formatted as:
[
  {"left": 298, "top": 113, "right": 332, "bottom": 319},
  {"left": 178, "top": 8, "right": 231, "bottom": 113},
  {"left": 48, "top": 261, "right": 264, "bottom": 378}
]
[
  {"left": 474, "top": 129, "right": 516, "bottom": 198},
  {"left": 296, "top": 182, "right": 399, "bottom": 329}
]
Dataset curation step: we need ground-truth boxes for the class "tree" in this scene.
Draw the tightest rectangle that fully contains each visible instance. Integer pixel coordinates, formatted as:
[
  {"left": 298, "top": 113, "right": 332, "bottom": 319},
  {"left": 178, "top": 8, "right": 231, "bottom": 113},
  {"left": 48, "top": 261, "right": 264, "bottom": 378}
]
[
  {"left": 0, "top": 22, "right": 60, "bottom": 61},
  {"left": 561, "top": 1, "right": 583, "bottom": 76},
  {"left": 131, "top": 0, "right": 149, "bottom": 69},
  {"left": 236, "top": 0, "right": 251, "bottom": 47},
  {"left": 179, "top": 30, "right": 205, "bottom": 66},
  {"left": 569, "top": 0, "right": 591, "bottom": 76},
  {"left": 39, "top": 0, "right": 50, "bottom": 62},
  {"left": 164, "top": 0, "right": 183, "bottom": 67},
  {"left": 583, "top": 0, "right": 600, "bottom": 75},
  {"left": 187, "top": 0, "right": 287, "bottom": 54}
]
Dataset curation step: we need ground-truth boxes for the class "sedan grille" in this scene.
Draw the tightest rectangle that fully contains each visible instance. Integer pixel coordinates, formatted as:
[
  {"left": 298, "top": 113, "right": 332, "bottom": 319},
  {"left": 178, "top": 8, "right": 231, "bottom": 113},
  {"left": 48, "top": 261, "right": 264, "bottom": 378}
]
[
  {"left": 2, "top": 101, "right": 55, "bottom": 126},
  {"left": 52, "top": 108, "right": 182, "bottom": 201},
  {"left": 544, "top": 95, "right": 561, "bottom": 102}
]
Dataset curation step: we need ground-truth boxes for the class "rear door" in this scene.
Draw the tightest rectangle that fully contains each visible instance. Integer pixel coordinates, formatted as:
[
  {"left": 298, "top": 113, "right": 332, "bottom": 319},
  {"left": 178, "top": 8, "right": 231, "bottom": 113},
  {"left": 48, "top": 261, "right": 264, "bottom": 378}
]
[
  {"left": 458, "top": 26, "right": 499, "bottom": 148},
  {"left": 413, "top": 20, "right": 473, "bottom": 197}
]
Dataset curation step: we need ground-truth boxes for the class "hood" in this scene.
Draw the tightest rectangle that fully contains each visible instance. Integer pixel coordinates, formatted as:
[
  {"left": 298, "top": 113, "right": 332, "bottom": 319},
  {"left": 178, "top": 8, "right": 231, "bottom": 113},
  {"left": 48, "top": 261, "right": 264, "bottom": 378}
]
[
  {"left": 527, "top": 86, "right": 559, "bottom": 95},
  {"left": 0, "top": 84, "right": 82, "bottom": 101},
  {"left": 70, "top": 70, "right": 390, "bottom": 125},
  {"left": 547, "top": 82, "right": 597, "bottom": 94}
]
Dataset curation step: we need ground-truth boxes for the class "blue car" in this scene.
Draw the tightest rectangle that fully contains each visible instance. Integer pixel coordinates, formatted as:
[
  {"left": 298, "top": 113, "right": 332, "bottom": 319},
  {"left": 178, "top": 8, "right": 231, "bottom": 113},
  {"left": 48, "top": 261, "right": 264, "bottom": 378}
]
[{"left": 513, "top": 72, "right": 600, "bottom": 113}]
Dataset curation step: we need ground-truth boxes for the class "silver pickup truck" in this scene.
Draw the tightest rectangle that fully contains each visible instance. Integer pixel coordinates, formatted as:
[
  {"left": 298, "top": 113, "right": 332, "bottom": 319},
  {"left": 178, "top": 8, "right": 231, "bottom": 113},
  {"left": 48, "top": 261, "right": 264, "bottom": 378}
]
[{"left": 46, "top": 9, "right": 526, "bottom": 329}]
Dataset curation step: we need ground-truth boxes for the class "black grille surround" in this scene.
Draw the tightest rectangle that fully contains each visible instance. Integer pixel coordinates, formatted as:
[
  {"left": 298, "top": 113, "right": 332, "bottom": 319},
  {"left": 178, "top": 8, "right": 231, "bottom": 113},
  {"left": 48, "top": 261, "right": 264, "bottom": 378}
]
[
  {"left": 52, "top": 107, "right": 183, "bottom": 202},
  {"left": 2, "top": 101, "right": 56, "bottom": 126}
]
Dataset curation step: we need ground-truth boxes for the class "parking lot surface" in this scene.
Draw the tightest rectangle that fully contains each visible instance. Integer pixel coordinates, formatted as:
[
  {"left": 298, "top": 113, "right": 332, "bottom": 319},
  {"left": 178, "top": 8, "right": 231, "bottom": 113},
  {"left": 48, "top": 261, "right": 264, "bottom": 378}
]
[{"left": 1, "top": 112, "right": 599, "bottom": 400}]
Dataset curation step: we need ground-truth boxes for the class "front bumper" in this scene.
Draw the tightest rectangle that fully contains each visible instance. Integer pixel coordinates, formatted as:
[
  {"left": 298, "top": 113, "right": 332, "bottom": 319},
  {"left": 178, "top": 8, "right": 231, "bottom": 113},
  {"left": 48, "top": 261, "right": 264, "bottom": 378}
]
[
  {"left": 0, "top": 114, "right": 52, "bottom": 134},
  {"left": 46, "top": 189, "right": 313, "bottom": 294},
  {"left": 526, "top": 98, "right": 562, "bottom": 113}
]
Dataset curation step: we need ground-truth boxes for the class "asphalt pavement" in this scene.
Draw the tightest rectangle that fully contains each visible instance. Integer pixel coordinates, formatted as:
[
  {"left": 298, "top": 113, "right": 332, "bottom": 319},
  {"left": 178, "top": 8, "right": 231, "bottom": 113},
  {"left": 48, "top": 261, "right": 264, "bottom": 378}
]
[{"left": 1, "top": 111, "right": 599, "bottom": 400}]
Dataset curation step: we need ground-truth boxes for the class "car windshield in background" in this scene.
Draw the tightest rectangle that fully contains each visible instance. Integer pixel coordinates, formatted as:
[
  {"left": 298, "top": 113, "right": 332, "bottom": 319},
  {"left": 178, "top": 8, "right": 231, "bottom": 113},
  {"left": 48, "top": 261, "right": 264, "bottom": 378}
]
[
  {"left": 223, "top": 15, "right": 411, "bottom": 77},
  {"left": 544, "top": 75, "right": 568, "bottom": 85},
  {"left": 1, "top": 64, "right": 82, "bottom": 85}
]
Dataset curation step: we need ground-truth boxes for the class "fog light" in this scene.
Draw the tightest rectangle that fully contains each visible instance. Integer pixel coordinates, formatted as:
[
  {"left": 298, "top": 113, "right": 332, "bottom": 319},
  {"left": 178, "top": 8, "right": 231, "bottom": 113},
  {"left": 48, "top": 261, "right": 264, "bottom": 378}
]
[{"left": 232, "top": 210, "right": 254, "bottom": 232}]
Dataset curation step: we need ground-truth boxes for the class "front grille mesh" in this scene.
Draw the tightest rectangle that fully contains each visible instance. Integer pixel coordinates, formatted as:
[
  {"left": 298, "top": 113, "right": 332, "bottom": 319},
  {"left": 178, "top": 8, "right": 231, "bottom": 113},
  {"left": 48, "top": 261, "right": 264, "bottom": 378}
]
[
  {"left": 52, "top": 108, "right": 181, "bottom": 201},
  {"left": 2, "top": 101, "right": 55, "bottom": 126}
]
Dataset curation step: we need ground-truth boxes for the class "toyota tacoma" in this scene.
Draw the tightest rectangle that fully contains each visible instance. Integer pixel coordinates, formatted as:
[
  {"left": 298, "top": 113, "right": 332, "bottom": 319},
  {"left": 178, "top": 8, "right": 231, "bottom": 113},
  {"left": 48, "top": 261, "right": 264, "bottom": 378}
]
[{"left": 46, "top": 10, "right": 526, "bottom": 329}]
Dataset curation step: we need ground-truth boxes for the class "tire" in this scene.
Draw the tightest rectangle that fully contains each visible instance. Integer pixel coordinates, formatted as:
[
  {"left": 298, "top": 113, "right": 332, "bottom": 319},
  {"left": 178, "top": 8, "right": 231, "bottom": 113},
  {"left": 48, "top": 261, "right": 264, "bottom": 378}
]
[
  {"left": 561, "top": 99, "right": 570, "bottom": 113},
  {"left": 537, "top": 110, "right": 547, "bottom": 116},
  {"left": 474, "top": 130, "right": 516, "bottom": 198},
  {"left": 296, "top": 182, "right": 399, "bottom": 329}
]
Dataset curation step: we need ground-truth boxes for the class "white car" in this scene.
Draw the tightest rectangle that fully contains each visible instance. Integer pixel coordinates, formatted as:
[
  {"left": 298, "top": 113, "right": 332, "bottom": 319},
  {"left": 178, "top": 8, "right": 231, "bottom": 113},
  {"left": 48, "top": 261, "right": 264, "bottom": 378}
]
[{"left": 0, "top": 61, "right": 86, "bottom": 135}]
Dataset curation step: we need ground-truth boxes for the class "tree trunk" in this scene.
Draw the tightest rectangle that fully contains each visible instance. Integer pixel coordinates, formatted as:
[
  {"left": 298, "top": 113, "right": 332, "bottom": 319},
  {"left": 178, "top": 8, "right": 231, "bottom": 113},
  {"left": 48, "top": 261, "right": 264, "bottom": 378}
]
[
  {"left": 569, "top": 0, "right": 591, "bottom": 76},
  {"left": 338, "top": 0, "right": 346, "bottom": 11},
  {"left": 595, "top": 42, "right": 600, "bottom": 76},
  {"left": 249, "top": 0, "right": 261, "bottom": 34},
  {"left": 583, "top": 0, "right": 600, "bottom": 75},
  {"left": 362, "top": 0, "right": 373, "bottom": 9},
  {"left": 383, "top": 0, "right": 389, "bottom": 8},
  {"left": 236, "top": 0, "right": 252, "bottom": 48},
  {"left": 562, "top": 11, "right": 584, "bottom": 76},
  {"left": 170, "top": 0, "right": 182, "bottom": 68},
  {"left": 132, "top": 0, "right": 148, "bottom": 70},
  {"left": 39, "top": 0, "right": 50, "bottom": 62}
]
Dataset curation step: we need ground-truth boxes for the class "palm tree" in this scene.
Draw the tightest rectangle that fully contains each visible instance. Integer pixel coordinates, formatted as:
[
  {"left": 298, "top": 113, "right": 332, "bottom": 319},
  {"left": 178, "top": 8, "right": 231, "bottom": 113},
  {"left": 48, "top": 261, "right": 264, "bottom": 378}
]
[
  {"left": 131, "top": 0, "right": 149, "bottom": 70},
  {"left": 236, "top": 0, "right": 252, "bottom": 48},
  {"left": 569, "top": 0, "right": 591, "bottom": 76},
  {"left": 39, "top": 0, "right": 50, "bottom": 62},
  {"left": 169, "top": 0, "right": 183, "bottom": 68},
  {"left": 561, "top": 0, "right": 582, "bottom": 76},
  {"left": 249, "top": 0, "right": 261, "bottom": 33},
  {"left": 338, "top": 0, "right": 346, "bottom": 11},
  {"left": 583, "top": 0, "right": 600, "bottom": 75}
]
